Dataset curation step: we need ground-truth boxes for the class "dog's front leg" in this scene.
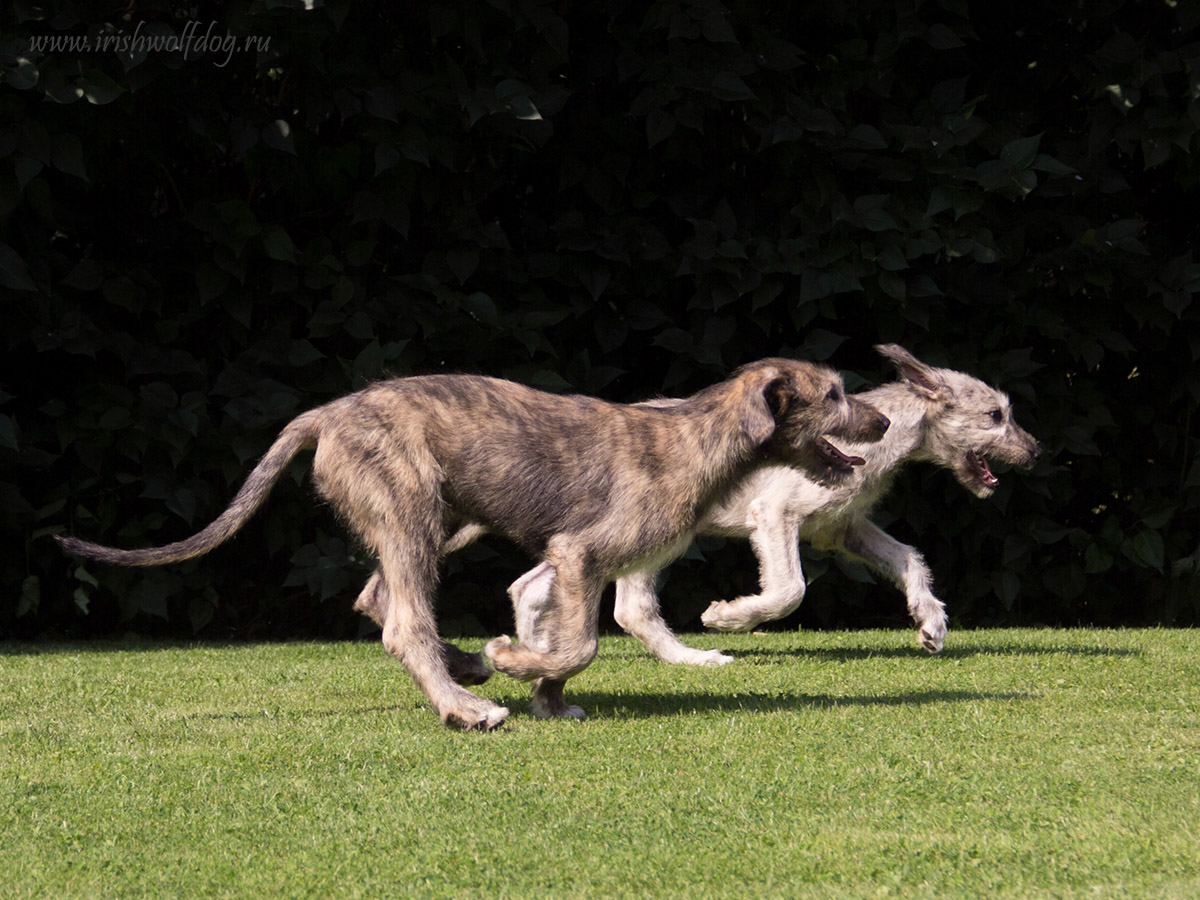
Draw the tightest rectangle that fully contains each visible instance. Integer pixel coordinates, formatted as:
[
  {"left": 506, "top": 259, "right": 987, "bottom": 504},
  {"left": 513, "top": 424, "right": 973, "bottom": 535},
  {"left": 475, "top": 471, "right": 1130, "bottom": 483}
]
[
  {"left": 508, "top": 562, "right": 558, "bottom": 652},
  {"left": 702, "top": 498, "right": 807, "bottom": 632},
  {"left": 614, "top": 570, "right": 734, "bottom": 665},
  {"left": 485, "top": 542, "right": 601, "bottom": 719},
  {"left": 505, "top": 564, "right": 588, "bottom": 716},
  {"left": 840, "top": 518, "right": 948, "bottom": 653}
]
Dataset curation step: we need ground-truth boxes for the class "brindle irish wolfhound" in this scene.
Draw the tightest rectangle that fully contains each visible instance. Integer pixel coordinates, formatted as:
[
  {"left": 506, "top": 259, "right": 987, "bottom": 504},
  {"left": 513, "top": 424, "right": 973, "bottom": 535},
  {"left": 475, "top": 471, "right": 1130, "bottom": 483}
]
[
  {"left": 57, "top": 359, "right": 889, "bottom": 730},
  {"left": 494, "top": 344, "right": 1040, "bottom": 665}
]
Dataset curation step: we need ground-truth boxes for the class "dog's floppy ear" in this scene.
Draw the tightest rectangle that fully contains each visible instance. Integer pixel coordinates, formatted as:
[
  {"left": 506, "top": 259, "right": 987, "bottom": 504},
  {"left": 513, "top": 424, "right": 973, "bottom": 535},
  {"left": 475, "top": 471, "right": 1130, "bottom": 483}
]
[
  {"left": 738, "top": 368, "right": 787, "bottom": 444},
  {"left": 876, "top": 344, "right": 950, "bottom": 403}
]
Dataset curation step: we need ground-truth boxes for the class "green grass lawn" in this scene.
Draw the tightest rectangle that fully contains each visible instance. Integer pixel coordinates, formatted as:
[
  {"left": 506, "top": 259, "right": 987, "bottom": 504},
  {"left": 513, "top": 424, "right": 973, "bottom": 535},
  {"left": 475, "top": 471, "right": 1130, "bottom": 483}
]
[{"left": 2, "top": 628, "right": 1197, "bottom": 899}]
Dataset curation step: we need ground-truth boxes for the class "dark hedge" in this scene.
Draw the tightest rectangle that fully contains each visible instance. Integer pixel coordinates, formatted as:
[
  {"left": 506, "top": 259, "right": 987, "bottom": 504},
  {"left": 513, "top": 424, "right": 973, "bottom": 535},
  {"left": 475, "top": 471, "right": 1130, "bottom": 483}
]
[{"left": 2, "top": 0, "right": 1198, "bottom": 641}]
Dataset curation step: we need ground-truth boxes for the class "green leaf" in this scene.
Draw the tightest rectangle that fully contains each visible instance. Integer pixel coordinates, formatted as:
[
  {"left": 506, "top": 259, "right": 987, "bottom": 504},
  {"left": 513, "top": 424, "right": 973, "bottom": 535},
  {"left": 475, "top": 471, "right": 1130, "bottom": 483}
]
[
  {"left": 0, "top": 413, "right": 17, "bottom": 450},
  {"left": 74, "top": 565, "right": 99, "bottom": 589},
  {"left": 463, "top": 292, "right": 500, "bottom": 327},
  {"left": 1000, "top": 133, "right": 1042, "bottom": 170},
  {"left": 62, "top": 258, "right": 104, "bottom": 290},
  {"left": 926, "top": 186, "right": 953, "bottom": 218},
  {"left": 799, "top": 329, "right": 848, "bottom": 361},
  {"left": 1138, "top": 503, "right": 1177, "bottom": 530},
  {"left": 993, "top": 569, "right": 1020, "bottom": 610},
  {"left": 1104, "top": 219, "right": 1147, "bottom": 254},
  {"left": 646, "top": 109, "right": 676, "bottom": 148},
  {"left": 446, "top": 247, "right": 480, "bottom": 284},
  {"left": 847, "top": 124, "right": 887, "bottom": 149},
  {"left": 195, "top": 262, "right": 230, "bottom": 303},
  {"left": 5, "top": 56, "right": 38, "bottom": 90},
  {"left": 1123, "top": 530, "right": 1164, "bottom": 571},
  {"left": 0, "top": 241, "right": 35, "bottom": 291},
  {"left": 925, "top": 23, "right": 966, "bottom": 50},
  {"left": 375, "top": 144, "right": 400, "bottom": 175},
  {"left": 710, "top": 72, "right": 756, "bottom": 102},
  {"left": 496, "top": 80, "right": 543, "bottom": 120},
  {"left": 80, "top": 70, "right": 123, "bottom": 105},
  {"left": 878, "top": 270, "right": 906, "bottom": 301},
  {"left": 1031, "top": 153, "right": 1076, "bottom": 175},
  {"left": 262, "top": 119, "right": 296, "bottom": 155},
  {"left": 14, "top": 154, "right": 42, "bottom": 189},
  {"left": 18, "top": 575, "right": 40, "bottom": 616},
  {"left": 1084, "top": 543, "right": 1114, "bottom": 574},
  {"left": 700, "top": 12, "right": 736, "bottom": 43},
  {"left": 262, "top": 225, "right": 297, "bottom": 263},
  {"left": 877, "top": 245, "right": 909, "bottom": 271},
  {"left": 854, "top": 195, "right": 898, "bottom": 232}
]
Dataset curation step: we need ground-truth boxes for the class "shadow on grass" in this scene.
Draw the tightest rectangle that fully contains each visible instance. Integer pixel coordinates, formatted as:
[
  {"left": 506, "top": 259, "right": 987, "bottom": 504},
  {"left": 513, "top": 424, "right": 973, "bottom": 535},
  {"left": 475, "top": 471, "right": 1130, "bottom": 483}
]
[
  {"left": 486, "top": 687, "right": 1039, "bottom": 721},
  {"left": 734, "top": 646, "right": 1139, "bottom": 662},
  {"left": 182, "top": 685, "right": 1037, "bottom": 724},
  {"left": 599, "top": 640, "right": 1142, "bottom": 664}
]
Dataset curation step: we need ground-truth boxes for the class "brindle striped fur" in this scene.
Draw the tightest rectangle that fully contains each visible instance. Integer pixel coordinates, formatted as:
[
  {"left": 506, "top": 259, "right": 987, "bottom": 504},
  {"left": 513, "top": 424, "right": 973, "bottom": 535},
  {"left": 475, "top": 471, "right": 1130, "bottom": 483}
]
[{"left": 57, "top": 359, "right": 888, "bottom": 730}]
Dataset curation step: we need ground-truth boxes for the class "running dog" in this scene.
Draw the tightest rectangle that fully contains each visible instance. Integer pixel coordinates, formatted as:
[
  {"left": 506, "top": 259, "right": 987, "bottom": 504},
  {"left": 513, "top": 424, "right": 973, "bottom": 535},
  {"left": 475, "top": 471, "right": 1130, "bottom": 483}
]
[
  {"left": 58, "top": 359, "right": 889, "bottom": 728},
  {"left": 490, "top": 345, "right": 1040, "bottom": 666}
]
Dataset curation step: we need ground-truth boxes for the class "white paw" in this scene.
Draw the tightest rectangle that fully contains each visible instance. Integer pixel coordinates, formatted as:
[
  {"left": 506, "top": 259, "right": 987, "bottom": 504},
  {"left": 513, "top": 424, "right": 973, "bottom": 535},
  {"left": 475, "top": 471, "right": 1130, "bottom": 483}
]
[
  {"left": 701, "top": 599, "right": 759, "bottom": 633},
  {"left": 687, "top": 648, "right": 736, "bottom": 666},
  {"left": 442, "top": 702, "right": 510, "bottom": 731},
  {"left": 483, "top": 706, "right": 511, "bottom": 730},
  {"left": 916, "top": 615, "right": 947, "bottom": 654}
]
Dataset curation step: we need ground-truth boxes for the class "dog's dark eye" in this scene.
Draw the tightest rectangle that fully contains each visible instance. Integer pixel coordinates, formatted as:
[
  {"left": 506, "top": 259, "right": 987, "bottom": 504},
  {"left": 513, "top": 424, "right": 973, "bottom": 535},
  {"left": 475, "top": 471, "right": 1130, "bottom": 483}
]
[
  {"left": 989, "top": 409, "right": 1004, "bottom": 424},
  {"left": 826, "top": 387, "right": 842, "bottom": 402}
]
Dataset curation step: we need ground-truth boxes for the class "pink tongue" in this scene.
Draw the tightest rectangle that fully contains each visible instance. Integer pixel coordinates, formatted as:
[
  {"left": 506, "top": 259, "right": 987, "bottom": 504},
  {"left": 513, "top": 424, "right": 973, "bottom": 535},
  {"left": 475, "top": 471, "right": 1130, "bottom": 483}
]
[
  {"left": 980, "top": 457, "right": 998, "bottom": 486},
  {"left": 825, "top": 439, "right": 865, "bottom": 468}
]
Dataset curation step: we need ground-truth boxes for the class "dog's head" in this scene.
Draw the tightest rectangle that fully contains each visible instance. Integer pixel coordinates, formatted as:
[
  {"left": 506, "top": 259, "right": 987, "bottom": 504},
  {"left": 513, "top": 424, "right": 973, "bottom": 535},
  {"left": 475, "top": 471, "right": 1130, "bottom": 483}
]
[
  {"left": 877, "top": 344, "right": 1042, "bottom": 498},
  {"left": 734, "top": 358, "right": 890, "bottom": 483}
]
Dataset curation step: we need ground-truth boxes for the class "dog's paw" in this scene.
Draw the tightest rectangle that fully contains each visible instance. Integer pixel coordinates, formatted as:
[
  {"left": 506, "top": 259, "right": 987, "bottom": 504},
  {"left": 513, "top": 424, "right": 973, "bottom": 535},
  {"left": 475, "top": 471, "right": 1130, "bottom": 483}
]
[
  {"left": 530, "top": 695, "right": 586, "bottom": 720},
  {"left": 441, "top": 700, "right": 510, "bottom": 732},
  {"left": 699, "top": 648, "right": 736, "bottom": 666},
  {"left": 482, "top": 635, "right": 513, "bottom": 665},
  {"left": 700, "top": 599, "right": 758, "bottom": 633},
  {"left": 917, "top": 618, "right": 947, "bottom": 654},
  {"left": 918, "top": 629, "right": 943, "bottom": 654},
  {"left": 666, "top": 647, "right": 735, "bottom": 666},
  {"left": 444, "top": 647, "right": 494, "bottom": 686},
  {"left": 910, "top": 596, "right": 948, "bottom": 654}
]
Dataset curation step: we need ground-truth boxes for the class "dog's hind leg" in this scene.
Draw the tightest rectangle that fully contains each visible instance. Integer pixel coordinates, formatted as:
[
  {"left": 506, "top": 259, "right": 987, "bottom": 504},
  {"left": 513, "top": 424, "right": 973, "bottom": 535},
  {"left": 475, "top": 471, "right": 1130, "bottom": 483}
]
[
  {"left": 353, "top": 568, "right": 493, "bottom": 686},
  {"left": 840, "top": 518, "right": 948, "bottom": 653},
  {"left": 375, "top": 545, "right": 508, "bottom": 730},
  {"left": 314, "top": 434, "right": 507, "bottom": 730},
  {"left": 702, "top": 498, "right": 807, "bottom": 632},
  {"left": 614, "top": 570, "right": 734, "bottom": 665}
]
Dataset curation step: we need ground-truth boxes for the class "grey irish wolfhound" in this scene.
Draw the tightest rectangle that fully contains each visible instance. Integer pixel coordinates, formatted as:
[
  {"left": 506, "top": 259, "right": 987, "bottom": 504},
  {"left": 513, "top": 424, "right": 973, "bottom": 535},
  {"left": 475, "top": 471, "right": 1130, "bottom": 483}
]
[
  {"left": 487, "top": 344, "right": 1040, "bottom": 666},
  {"left": 57, "top": 359, "right": 889, "bottom": 729}
]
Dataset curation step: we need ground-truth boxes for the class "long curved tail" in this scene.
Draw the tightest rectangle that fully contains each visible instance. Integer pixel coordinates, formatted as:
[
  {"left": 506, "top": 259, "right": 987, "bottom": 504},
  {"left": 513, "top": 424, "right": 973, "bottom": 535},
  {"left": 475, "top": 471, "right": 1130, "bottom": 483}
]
[{"left": 56, "top": 411, "right": 322, "bottom": 567}]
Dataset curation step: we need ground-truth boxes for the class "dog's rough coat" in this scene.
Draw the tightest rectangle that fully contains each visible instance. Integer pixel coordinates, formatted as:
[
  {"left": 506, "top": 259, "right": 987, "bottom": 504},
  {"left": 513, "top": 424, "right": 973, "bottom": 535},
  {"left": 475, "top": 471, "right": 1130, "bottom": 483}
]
[
  {"left": 501, "top": 345, "right": 1041, "bottom": 665},
  {"left": 57, "top": 359, "right": 888, "bottom": 729}
]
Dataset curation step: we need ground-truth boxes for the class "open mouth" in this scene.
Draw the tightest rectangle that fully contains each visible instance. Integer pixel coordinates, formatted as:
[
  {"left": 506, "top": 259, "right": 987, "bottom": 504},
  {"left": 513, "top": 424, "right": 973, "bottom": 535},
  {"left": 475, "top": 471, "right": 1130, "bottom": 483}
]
[
  {"left": 819, "top": 437, "right": 866, "bottom": 473},
  {"left": 972, "top": 451, "right": 999, "bottom": 489}
]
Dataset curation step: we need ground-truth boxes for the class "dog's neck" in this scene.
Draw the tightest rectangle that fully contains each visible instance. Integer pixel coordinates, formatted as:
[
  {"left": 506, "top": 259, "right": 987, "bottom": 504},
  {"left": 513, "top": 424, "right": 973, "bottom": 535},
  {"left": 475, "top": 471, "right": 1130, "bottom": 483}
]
[
  {"left": 653, "top": 383, "right": 766, "bottom": 515},
  {"left": 841, "top": 380, "right": 938, "bottom": 487}
]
